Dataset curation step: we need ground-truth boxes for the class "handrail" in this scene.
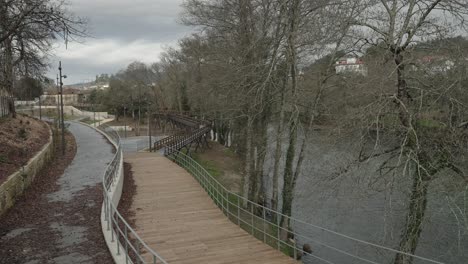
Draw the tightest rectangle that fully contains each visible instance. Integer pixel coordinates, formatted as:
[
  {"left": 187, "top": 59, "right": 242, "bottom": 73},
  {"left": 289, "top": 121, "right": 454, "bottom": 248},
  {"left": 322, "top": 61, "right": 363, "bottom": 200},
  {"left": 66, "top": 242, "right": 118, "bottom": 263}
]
[
  {"left": 111, "top": 111, "right": 444, "bottom": 264},
  {"left": 165, "top": 148, "right": 445, "bottom": 264},
  {"left": 153, "top": 112, "right": 211, "bottom": 155},
  {"left": 98, "top": 123, "right": 168, "bottom": 264}
]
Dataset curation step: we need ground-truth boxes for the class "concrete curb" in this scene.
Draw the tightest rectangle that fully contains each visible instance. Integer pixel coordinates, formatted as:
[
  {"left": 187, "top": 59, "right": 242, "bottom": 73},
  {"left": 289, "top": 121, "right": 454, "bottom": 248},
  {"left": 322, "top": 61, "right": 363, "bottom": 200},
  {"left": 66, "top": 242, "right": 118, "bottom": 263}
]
[{"left": 0, "top": 119, "right": 54, "bottom": 217}]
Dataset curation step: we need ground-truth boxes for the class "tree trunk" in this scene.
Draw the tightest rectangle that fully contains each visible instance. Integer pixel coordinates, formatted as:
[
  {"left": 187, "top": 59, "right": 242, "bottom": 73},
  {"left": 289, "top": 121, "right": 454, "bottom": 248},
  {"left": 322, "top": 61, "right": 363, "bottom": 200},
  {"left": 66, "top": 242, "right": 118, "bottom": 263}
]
[
  {"left": 242, "top": 116, "right": 254, "bottom": 207},
  {"left": 393, "top": 49, "right": 428, "bottom": 264},
  {"left": 2, "top": 36, "right": 16, "bottom": 117},
  {"left": 280, "top": 117, "right": 298, "bottom": 240},
  {"left": 394, "top": 166, "right": 429, "bottom": 264},
  {"left": 272, "top": 74, "right": 287, "bottom": 211},
  {"left": 280, "top": 0, "right": 300, "bottom": 239},
  {"left": 395, "top": 52, "right": 411, "bottom": 127},
  {"left": 251, "top": 108, "right": 270, "bottom": 205}
]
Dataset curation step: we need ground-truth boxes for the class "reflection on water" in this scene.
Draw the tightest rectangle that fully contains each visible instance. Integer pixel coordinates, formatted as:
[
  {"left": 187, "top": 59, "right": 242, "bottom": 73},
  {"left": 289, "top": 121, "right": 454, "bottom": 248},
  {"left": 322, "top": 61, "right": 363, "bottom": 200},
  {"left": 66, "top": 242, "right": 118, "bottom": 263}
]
[{"left": 262, "top": 126, "right": 468, "bottom": 263}]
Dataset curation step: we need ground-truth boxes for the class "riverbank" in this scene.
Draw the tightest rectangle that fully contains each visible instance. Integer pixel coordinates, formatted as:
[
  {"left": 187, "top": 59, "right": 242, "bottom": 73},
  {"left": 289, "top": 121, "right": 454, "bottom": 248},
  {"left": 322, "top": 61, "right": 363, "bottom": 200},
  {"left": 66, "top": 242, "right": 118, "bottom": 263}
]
[{"left": 191, "top": 141, "right": 243, "bottom": 193}]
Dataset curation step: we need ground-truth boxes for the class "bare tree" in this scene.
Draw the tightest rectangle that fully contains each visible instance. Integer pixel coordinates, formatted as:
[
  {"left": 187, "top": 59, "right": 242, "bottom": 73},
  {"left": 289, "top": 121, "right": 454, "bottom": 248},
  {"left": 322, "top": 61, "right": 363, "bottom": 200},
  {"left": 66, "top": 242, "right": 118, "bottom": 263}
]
[
  {"left": 0, "top": 0, "right": 86, "bottom": 116},
  {"left": 346, "top": 1, "right": 468, "bottom": 263}
]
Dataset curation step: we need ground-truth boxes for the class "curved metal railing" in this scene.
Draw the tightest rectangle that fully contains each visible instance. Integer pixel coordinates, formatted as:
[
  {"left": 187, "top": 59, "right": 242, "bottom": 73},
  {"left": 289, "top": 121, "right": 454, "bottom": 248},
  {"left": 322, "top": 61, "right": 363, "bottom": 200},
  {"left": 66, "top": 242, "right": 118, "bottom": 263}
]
[
  {"left": 98, "top": 124, "right": 168, "bottom": 264},
  {"left": 101, "top": 112, "right": 443, "bottom": 264},
  {"left": 164, "top": 153, "right": 444, "bottom": 263}
]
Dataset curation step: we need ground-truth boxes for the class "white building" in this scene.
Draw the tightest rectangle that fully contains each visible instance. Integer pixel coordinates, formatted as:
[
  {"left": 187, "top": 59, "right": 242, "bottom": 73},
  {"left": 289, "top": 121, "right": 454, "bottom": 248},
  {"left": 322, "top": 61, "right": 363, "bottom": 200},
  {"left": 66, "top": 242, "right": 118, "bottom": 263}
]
[{"left": 335, "top": 57, "right": 368, "bottom": 76}]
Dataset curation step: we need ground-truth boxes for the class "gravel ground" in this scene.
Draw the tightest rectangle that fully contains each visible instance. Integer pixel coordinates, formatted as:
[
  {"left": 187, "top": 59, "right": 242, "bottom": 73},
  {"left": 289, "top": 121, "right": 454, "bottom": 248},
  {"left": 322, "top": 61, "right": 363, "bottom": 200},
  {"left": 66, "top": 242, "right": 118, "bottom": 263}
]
[{"left": 0, "top": 122, "right": 114, "bottom": 264}]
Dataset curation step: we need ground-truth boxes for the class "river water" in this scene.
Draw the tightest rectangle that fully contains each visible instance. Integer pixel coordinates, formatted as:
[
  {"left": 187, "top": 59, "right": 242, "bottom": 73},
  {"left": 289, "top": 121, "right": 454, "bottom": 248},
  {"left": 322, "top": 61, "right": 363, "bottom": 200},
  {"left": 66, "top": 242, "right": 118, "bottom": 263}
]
[{"left": 262, "top": 126, "right": 468, "bottom": 264}]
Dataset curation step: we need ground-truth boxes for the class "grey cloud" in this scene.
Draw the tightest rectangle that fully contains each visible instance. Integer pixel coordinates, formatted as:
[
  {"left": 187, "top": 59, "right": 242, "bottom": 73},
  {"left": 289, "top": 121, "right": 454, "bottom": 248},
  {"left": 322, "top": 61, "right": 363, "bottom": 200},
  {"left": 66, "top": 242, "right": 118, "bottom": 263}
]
[{"left": 46, "top": 0, "right": 193, "bottom": 84}]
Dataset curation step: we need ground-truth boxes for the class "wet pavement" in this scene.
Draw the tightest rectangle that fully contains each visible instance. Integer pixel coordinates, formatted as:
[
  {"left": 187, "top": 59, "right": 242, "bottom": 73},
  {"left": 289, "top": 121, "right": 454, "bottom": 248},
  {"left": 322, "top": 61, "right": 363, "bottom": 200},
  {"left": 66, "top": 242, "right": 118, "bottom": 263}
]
[
  {"left": 47, "top": 123, "right": 114, "bottom": 203},
  {"left": 0, "top": 122, "right": 114, "bottom": 264},
  {"left": 121, "top": 136, "right": 163, "bottom": 153}
]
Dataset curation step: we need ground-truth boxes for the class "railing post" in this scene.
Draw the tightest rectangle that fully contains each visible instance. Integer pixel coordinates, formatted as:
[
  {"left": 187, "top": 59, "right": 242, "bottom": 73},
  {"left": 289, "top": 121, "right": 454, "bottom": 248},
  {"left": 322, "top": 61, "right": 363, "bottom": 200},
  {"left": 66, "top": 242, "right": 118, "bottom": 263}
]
[
  {"left": 107, "top": 198, "right": 111, "bottom": 231},
  {"left": 217, "top": 184, "right": 220, "bottom": 207},
  {"left": 263, "top": 206, "right": 266, "bottom": 243},
  {"left": 137, "top": 240, "right": 141, "bottom": 264},
  {"left": 292, "top": 218, "right": 297, "bottom": 260},
  {"left": 277, "top": 212, "right": 280, "bottom": 250},
  {"left": 111, "top": 205, "right": 115, "bottom": 242},
  {"left": 225, "top": 190, "right": 229, "bottom": 217},
  {"left": 125, "top": 224, "right": 129, "bottom": 264},
  {"left": 117, "top": 230, "right": 120, "bottom": 255},
  {"left": 250, "top": 203, "right": 254, "bottom": 235},
  {"left": 237, "top": 196, "right": 240, "bottom": 226}
]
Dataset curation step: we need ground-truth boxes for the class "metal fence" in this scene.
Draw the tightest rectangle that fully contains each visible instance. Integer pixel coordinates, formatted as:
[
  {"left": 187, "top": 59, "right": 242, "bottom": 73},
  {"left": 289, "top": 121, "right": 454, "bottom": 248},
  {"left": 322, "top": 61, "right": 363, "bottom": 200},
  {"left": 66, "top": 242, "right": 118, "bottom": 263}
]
[
  {"left": 166, "top": 148, "right": 444, "bottom": 264},
  {"left": 0, "top": 95, "right": 14, "bottom": 118},
  {"left": 98, "top": 123, "right": 168, "bottom": 264},
  {"left": 97, "top": 113, "right": 443, "bottom": 264}
]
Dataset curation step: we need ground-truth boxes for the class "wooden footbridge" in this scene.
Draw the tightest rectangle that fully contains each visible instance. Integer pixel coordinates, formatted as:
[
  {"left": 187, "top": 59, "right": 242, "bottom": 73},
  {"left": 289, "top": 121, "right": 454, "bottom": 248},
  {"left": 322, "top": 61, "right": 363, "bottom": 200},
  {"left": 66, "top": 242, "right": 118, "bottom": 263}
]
[
  {"left": 103, "top": 111, "right": 444, "bottom": 264},
  {"left": 124, "top": 112, "right": 298, "bottom": 264},
  {"left": 151, "top": 112, "right": 210, "bottom": 155}
]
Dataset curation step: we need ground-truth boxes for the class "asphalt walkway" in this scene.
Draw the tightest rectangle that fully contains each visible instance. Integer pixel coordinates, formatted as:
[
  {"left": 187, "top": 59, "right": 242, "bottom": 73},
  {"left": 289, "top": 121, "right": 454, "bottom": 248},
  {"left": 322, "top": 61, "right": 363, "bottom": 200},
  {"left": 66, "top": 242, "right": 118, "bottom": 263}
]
[{"left": 0, "top": 122, "right": 114, "bottom": 263}]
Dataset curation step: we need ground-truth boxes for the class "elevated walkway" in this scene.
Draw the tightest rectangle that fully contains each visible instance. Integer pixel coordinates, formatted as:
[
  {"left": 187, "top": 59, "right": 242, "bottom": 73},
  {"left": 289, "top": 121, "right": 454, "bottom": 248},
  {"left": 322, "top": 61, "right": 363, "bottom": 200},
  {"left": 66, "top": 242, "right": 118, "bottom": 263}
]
[{"left": 125, "top": 152, "right": 296, "bottom": 264}]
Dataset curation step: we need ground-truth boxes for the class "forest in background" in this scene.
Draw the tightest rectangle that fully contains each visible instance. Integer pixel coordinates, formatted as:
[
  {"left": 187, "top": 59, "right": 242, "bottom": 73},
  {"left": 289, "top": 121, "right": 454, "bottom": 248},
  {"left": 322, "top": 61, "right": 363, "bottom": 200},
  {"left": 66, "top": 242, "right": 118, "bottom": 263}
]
[{"left": 90, "top": 1, "right": 468, "bottom": 263}]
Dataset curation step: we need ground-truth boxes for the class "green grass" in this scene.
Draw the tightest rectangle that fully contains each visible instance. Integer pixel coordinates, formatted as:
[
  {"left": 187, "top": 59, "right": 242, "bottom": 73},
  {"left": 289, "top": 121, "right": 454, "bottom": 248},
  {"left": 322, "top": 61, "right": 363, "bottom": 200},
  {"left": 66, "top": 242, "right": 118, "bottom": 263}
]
[
  {"left": 223, "top": 147, "right": 237, "bottom": 157},
  {"left": 191, "top": 153, "right": 223, "bottom": 179},
  {"left": 417, "top": 119, "right": 444, "bottom": 128},
  {"left": 0, "top": 154, "right": 9, "bottom": 164},
  {"left": 81, "top": 117, "right": 96, "bottom": 125}
]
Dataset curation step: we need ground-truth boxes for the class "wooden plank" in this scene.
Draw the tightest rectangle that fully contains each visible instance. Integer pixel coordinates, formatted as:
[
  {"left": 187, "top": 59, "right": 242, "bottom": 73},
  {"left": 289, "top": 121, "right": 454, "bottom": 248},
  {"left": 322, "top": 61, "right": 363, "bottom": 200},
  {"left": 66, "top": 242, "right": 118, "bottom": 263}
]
[{"left": 125, "top": 152, "right": 297, "bottom": 264}]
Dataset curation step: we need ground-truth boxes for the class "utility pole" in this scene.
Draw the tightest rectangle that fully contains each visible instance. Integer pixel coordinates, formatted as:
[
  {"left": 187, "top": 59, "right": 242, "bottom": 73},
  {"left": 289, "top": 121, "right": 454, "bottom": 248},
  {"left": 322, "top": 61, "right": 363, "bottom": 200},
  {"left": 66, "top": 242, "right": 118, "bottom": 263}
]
[
  {"left": 59, "top": 61, "right": 67, "bottom": 155},
  {"left": 148, "top": 111, "right": 152, "bottom": 152},
  {"left": 38, "top": 96, "right": 42, "bottom": 120},
  {"left": 93, "top": 103, "right": 96, "bottom": 126},
  {"left": 123, "top": 105, "right": 127, "bottom": 138},
  {"left": 56, "top": 74, "right": 60, "bottom": 126}
]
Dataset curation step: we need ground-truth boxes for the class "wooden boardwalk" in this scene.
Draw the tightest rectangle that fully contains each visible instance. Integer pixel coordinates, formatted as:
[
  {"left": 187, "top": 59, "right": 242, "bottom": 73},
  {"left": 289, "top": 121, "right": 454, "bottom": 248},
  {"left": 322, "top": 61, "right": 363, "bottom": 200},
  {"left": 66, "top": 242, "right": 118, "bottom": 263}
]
[{"left": 124, "top": 152, "right": 297, "bottom": 264}]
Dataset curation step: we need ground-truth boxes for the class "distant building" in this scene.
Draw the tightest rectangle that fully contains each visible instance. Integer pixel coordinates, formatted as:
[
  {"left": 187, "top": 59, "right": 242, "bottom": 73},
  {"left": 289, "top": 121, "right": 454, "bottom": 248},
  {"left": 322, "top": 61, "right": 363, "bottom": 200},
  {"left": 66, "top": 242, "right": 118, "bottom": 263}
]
[
  {"left": 41, "top": 88, "right": 90, "bottom": 106},
  {"left": 413, "top": 55, "right": 455, "bottom": 74},
  {"left": 84, "top": 83, "right": 109, "bottom": 90},
  {"left": 335, "top": 57, "right": 368, "bottom": 76}
]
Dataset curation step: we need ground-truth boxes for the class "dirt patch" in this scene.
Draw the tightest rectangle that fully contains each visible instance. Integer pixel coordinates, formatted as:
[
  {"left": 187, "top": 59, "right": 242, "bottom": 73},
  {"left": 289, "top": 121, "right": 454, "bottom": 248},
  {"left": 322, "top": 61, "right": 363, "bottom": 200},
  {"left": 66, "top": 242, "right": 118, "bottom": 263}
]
[
  {"left": 194, "top": 141, "right": 243, "bottom": 193},
  {"left": 116, "top": 162, "right": 138, "bottom": 260},
  {"left": 0, "top": 115, "right": 50, "bottom": 182},
  {"left": 0, "top": 130, "right": 113, "bottom": 263},
  {"left": 118, "top": 162, "right": 136, "bottom": 222}
]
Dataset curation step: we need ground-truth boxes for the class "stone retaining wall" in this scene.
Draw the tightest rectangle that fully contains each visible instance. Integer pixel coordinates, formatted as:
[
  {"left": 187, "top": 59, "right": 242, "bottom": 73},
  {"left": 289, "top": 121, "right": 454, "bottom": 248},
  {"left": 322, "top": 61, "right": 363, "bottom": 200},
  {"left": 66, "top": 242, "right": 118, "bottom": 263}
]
[{"left": 0, "top": 122, "right": 54, "bottom": 217}]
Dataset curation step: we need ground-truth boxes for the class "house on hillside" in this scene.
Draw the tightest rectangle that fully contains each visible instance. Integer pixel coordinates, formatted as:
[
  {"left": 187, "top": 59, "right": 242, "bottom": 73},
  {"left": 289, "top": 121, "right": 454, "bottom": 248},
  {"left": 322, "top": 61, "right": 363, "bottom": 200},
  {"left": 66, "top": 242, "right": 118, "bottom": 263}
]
[
  {"left": 84, "top": 83, "right": 109, "bottom": 90},
  {"left": 335, "top": 57, "right": 368, "bottom": 76},
  {"left": 412, "top": 55, "right": 456, "bottom": 74}
]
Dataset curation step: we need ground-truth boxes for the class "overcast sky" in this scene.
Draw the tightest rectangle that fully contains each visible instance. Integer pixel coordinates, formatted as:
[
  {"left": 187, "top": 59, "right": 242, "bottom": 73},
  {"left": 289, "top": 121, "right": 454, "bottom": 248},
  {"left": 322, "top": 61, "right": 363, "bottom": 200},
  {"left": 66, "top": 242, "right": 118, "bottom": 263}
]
[{"left": 47, "top": 0, "right": 192, "bottom": 84}]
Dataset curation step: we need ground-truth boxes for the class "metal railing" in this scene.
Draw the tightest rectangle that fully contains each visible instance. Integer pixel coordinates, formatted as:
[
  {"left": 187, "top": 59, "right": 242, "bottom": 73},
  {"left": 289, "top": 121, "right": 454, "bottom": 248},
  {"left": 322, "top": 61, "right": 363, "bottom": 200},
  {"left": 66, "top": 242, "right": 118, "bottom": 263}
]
[
  {"left": 153, "top": 133, "right": 187, "bottom": 151},
  {"left": 99, "top": 112, "right": 443, "bottom": 264},
  {"left": 163, "top": 126, "right": 210, "bottom": 156},
  {"left": 98, "top": 123, "right": 168, "bottom": 264},
  {"left": 166, "top": 148, "right": 444, "bottom": 264}
]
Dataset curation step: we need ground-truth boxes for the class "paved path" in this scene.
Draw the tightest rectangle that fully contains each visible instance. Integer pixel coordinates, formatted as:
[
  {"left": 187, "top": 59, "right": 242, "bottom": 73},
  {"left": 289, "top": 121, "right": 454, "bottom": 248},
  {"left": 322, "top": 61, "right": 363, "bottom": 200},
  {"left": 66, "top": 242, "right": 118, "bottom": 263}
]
[
  {"left": 121, "top": 136, "right": 164, "bottom": 153},
  {"left": 0, "top": 122, "right": 114, "bottom": 264},
  {"left": 125, "top": 152, "right": 296, "bottom": 264}
]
